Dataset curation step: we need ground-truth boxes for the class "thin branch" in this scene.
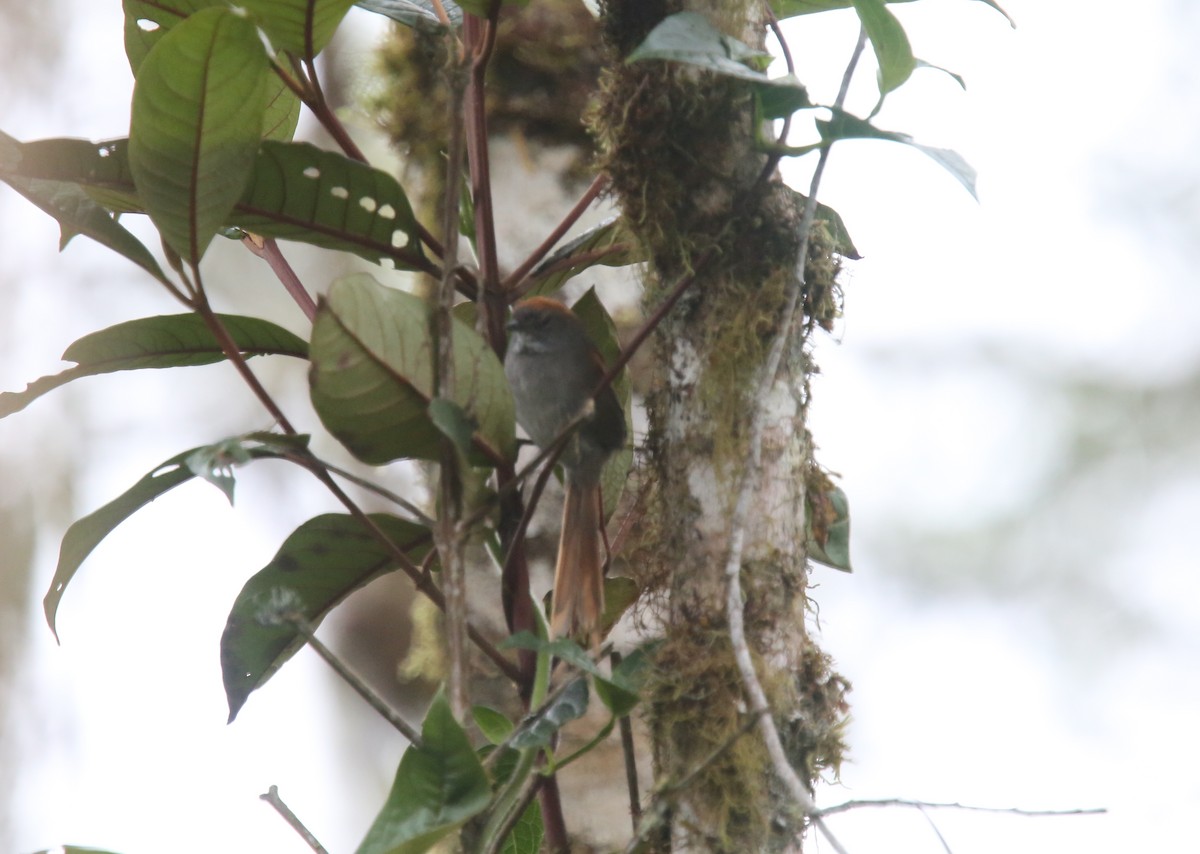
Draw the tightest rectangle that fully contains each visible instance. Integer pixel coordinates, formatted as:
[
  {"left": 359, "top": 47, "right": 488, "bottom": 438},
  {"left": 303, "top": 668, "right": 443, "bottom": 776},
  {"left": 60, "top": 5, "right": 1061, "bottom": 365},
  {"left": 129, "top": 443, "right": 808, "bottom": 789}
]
[
  {"left": 502, "top": 173, "right": 609, "bottom": 293},
  {"left": 721, "top": 26, "right": 869, "bottom": 854},
  {"left": 592, "top": 248, "right": 714, "bottom": 401},
  {"left": 919, "top": 805, "right": 955, "bottom": 854},
  {"left": 191, "top": 280, "right": 297, "bottom": 435},
  {"left": 612, "top": 650, "right": 643, "bottom": 834},
  {"left": 288, "top": 613, "right": 423, "bottom": 744},
  {"left": 437, "top": 10, "right": 471, "bottom": 724},
  {"left": 302, "top": 454, "right": 434, "bottom": 527},
  {"left": 241, "top": 235, "right": 318, "bottom": 322},
  {"left": 310, "top": 462, "right": 523, "bottom": 684},
  {"left": 464, "top": 14, "right": 501, "bottom": 296},
  {"left": 260, "top": 785, "right": 330, "bottom": 854},
  {"left": 753, "top": 3, "right": 796, "bottom": 190},
  {"left": 815, "top": 799, "right": 1108, "bottom": 819},
  {"left": 519, "top": 242, "right": 634, "bottom": 300}
]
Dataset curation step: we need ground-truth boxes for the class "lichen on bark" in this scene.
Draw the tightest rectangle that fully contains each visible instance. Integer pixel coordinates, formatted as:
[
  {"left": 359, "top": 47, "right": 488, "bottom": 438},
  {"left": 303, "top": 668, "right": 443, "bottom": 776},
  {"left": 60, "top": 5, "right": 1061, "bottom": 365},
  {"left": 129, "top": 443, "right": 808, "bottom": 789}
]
[{"left": 590, "top": 2, "right": 850, "bottom": 849}]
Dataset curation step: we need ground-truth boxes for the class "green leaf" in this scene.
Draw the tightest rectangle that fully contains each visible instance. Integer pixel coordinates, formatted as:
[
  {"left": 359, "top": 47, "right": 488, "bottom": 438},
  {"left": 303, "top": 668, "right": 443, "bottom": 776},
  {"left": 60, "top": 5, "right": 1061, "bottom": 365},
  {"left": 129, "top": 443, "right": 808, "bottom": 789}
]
[
  {"left": 123, "top": 0, "right": 223, "bottom": 75},
  {"left": 500, "top": 800, "right": 543, "bottom": 854},
  {"left": 235, "top": 141, "right": 428, "bottom": 269},
  {"left": 526, "top": 216, "right": 643, "bottom": 296},
  {"left": 769, "top": 0, "right": 1014, "bottom": 28},
  {"left": 472, "top": 705, "right": 515, "bottom": 745},
  {"left": 428, "top": 397, "right": 476, "bottom": 458},
  {"left": 0, "top": 136, "right": 429, "bottom": 270},
  {"left": 502, "top": 632, "right": 602, "bottom": 679},
  {"left": 627, "top": 12, "right": 772, "bottom": 80},
  {"left": 852, "top": 0, "right": 914, "bottom": 105},
  {"left": 626, "top": 13, "right": 819, "bottom": 125},
  {"left": 0, "top": 135, "right": 142, "bottom": 213},
  {"left": 262, "top": 72, "right": 303, "bottom": 141},
  {"left": 570, "top": 289, "right": 632, "bottom": 518},
  {"left": 789, "top": 190, "right": 861, "bottom": 260},
  {"left": 915, "top": 58, "right": 966, "bottom": 90},
  {"left": 128, "top": 6, "right": 270, "bottom": 262},
  {"left": 241, "top": 0, "right": 356, "bottom": 58},
  {"left": 0, "top": 313, "right": 307, "bottom": 419},
  {"left": 812, "top": 108, "right": 977, "bottom": 199},
  {"left": 755, "top": 74, "right": 813, "bottom": 120},
  {"left": 0, "top": 131, "right": 169, "bottom": 283},
  {"left": 510, "top": 677, "right": 589, "bottom": 750},
  {"left": 356, "top": 692, "right": 491, "bottom": 854},
  {"left": 185, "top": 438, "right": 255, "bottom": 504},
  {"left": 600, "top": 575, "right": 640, "bottom": 635},
  {"left": 806, "top": 478, "right": 852, "bottom": 572},
  {"left": 355, "top": 0, "right": 463, "bottom": 32},
  {"left": 593, "top": 641, "right": 653, "bottom": 718},
  {"left": 43, "top": 435, "right": 304, "bottom": 641},
  {"left": 222, "top": 513, "right": 429, "bottom": 720},
  {"left": 309, "top": 273, "right": 515, "bottom": 466}
]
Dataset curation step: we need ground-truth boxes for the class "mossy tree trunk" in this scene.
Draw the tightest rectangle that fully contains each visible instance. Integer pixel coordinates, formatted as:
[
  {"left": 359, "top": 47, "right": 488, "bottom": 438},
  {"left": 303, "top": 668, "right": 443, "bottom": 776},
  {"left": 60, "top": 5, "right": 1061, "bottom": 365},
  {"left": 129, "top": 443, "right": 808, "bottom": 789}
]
[{"left": 591, "top": 3, "right": 849, "bottom": 850}]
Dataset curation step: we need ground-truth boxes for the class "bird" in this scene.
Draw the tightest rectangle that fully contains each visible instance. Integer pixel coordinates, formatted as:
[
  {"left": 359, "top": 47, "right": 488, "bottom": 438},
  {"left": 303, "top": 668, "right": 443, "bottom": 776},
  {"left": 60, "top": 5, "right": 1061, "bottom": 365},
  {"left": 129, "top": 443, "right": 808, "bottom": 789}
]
[{"left": 504, "top": 297, "right": 626, "bottom": 642}]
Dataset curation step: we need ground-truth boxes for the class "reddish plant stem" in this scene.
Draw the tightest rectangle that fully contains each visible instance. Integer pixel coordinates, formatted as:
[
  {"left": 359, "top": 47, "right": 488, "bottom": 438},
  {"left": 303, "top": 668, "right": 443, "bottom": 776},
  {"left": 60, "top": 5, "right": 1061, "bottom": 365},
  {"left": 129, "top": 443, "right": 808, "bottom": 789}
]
[{"left": 502, "top": 173, "right": 609, "bottom": 295}]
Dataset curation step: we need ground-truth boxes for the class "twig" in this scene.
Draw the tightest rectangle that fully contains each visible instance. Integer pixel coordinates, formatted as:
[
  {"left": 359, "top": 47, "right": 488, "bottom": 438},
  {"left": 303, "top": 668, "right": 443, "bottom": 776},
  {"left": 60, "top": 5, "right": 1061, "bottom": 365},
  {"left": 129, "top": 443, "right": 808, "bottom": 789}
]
[
  {"left": 721, "top": 26, "right": 869, "bottom": 854},
  {"left": 482, "top": 774, "right": 544, "bottom": 854},
  {"left": 591, "top": 247, "right": 713, "bottom": 401},
  {"left": 753, "top": 3, "right": 797, "bottom": 190},
  {"left": 919, "top": 805, "right": 955, "bottom": 854},
  {"left": 502, "top": 173, "right": 609, "bottom": 294},
  {"left": 464, "top": 14, "right": 501, "bottom": 296},
  {"left": 299, "top": 454, "right": 434, "bottom": 527},
  {"left": 815, "top": 798, "right": 1108, "bottom": 819},
  {"left": 241, "top": 235, "right": 318, "bottom": 322},
  {"left": 260, "top": 785, "right": 330, "bottom": 854},
  {"left": 288, "top": 613, "right": 423, "bottom": 745},
  {"left": 436, "top": 9, "right": 471, "bottom": 723},
  {"left": 191, "top": 276, "right": 297, "bottom": 435},
  {"left": 612, "top": 650, "right": 643, "bottom": 834}
]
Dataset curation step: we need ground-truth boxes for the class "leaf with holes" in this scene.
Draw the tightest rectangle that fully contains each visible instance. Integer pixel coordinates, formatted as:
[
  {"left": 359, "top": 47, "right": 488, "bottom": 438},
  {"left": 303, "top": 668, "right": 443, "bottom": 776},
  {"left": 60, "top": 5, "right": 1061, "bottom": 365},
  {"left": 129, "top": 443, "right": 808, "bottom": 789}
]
[
  {"left": 0, "top": 313, "right": 307, "bottom": 419},
  {"left": 241, "top": 0, "right": 356, "bottom": 58},
  {"left": 0, "top": 136, "right": 428, "bottom": 269},
  {"left": 0, "top": 131, "right": 168, "bottom": 284},
  {"left": 128, "top": 6, "right": 270, "bottom": 262},
  {"left": 235, "top": 141, "right": 428, "bottom": 269},
  {"left": 309, "top": 274, "right": 515, "bottom": 466},
  {"left": 356, "top": 691, "right": 491, "bottom": 854},
  {"left": 44, "top": 435, "right": 307, "bottom": 642},
  {"left": 122, "top": 0, "right": 222, "bottom": 74},
  {"left": 221, "top": 513, "right": 430, "bottom": 721}
]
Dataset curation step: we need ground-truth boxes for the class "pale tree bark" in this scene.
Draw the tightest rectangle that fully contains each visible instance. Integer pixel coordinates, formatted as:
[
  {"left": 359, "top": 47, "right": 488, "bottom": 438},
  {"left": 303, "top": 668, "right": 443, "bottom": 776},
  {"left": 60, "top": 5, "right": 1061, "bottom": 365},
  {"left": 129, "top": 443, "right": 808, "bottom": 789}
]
[{"left": 592, "top": 2, "right": 850, "bottom": 850}]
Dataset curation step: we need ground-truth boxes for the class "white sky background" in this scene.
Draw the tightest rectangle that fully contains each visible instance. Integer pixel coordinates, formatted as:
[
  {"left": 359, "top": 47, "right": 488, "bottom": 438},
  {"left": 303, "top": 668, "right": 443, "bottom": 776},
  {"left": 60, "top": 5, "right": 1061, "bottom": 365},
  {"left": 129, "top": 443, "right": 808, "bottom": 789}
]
[{"left": 1, "top": 1, "right": 1197, "bottom": 852}]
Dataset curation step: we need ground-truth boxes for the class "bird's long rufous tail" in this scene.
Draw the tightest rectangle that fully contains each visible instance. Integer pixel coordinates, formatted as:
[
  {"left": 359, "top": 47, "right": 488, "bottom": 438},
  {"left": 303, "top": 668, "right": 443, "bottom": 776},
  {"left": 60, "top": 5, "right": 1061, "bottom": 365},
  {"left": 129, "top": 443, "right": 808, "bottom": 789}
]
[{"left": 550, "top": 478, "right": 604, "bottom": 644}]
